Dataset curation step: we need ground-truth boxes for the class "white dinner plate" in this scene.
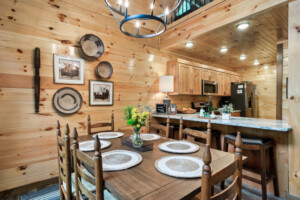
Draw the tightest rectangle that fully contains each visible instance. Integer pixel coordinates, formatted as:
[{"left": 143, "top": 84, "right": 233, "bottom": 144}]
[
  {"left": 130, "top": 133, "right": 161, "bottom": 141},
  {"left": 102, "top": 150, "right": 142, "bottom": 171},
  {"left": 79, "top": 140, "right": 111, "bottom": 151},
  {"left": 93, "top": 132, "right": 124, "bottom": 139},
  {"left": 158, "top": 141, "right": 200, "bottom": 154},
  {"left": 155, "top": 155, "right": 204, "bottom": 178}
]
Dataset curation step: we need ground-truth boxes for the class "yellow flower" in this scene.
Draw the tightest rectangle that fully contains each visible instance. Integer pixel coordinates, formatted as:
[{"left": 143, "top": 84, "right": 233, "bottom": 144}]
[
  {"left": 137, "top": 124, "right": 141, "bottom": 128},
  {"left": 132, "top": 108, "right": 138, "bottom": 114},
  {"left": 142, "top": 111, "right": 149, "bottom": 117}
]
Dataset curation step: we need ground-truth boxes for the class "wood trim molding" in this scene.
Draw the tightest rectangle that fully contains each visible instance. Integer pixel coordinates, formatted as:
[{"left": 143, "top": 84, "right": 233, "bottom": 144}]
[
  {"left": 288, "top": 0, "right": 300, "bottom": 196},
  {"left": 160, "top": 0, "right": 288, "bottom": 50},
  {"left": 276, "top": 43, "right": 283, "bottom": 120}
]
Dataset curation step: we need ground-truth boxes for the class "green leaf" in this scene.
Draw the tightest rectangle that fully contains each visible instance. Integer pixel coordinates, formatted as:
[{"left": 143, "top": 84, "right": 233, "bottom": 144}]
[{"left": 127, "top": 119, "right": 134, "bottom": 125}]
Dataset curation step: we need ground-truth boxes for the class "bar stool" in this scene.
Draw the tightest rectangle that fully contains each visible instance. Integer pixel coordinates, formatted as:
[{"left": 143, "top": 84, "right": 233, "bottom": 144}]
[
  {"left": 223, "top": 133, "right": 279, "bottom": 200},
  {"left": 180, "top": 119, "right": 222, "bottom": 150}
]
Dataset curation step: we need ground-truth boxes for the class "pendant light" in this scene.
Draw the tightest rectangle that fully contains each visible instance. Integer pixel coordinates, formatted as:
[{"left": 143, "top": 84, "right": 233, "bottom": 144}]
[{"left": 104, "top": 0, "right": 182, "bottom": 38}]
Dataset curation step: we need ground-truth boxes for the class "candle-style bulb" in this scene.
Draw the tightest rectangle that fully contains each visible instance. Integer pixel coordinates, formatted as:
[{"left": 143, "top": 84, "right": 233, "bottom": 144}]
[
  {"left": 165, "top": 7, "right": 169, "bottom": 15},
  {"left": 150, "top": 3, "right": 154, "bottom": 9},
  {"left": 118, "top": 0, "right": 122, "bottom": 5},
  {"left": 124, "top": 0, "right": 129, "bottom": 7},
  {"left": 136, "top": 20, "right": 140, "bottom": 28}
]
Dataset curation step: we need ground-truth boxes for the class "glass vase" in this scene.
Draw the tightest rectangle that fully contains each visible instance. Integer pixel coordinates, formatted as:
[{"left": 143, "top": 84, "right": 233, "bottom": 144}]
[{"left": 132, "top": 127, "right": 143, "bottom": 148}]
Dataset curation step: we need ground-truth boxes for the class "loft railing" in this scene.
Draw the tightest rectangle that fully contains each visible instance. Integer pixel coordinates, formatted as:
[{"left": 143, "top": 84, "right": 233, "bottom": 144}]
[{"left": 168, "top": 0, "right": 213, "bottom": 24}]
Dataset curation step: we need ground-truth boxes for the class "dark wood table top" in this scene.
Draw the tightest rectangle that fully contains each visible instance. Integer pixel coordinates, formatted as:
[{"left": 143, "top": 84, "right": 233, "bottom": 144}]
[{"left": 78, "top": 133, "right": 244, "bottom": 200}]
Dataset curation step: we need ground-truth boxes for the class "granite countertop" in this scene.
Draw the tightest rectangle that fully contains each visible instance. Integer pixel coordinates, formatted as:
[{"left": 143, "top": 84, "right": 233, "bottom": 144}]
[{"left": 152, "top": 113, "right": 292, "bottom": 132}]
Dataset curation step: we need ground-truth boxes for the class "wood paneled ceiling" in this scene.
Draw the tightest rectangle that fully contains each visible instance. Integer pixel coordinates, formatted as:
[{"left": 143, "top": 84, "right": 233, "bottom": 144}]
[{"left": 167, "top": 4, "right": 288, "bottom": 69}]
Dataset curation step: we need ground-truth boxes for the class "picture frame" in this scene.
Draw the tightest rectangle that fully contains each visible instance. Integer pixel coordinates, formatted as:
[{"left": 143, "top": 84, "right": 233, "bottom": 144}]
[
  {"left": 156, "top": 104, "right": 167, "bottom": 114},
  {"left": 53, "top": 54, "right": 85, "bottom": 84},
  {"left": 89, "top": 80, "right": 114, "bottom": 106}
]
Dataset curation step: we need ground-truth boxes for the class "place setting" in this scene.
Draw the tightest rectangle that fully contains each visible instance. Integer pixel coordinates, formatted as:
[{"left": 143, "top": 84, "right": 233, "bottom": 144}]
[
  {"left": 158, "top": 140, "right": 200, "bottom": 154},
  {"left": 129, "top": 133, "right": 161, "bottom": 141},
  {"left": 92, "top": 131, "right": 124, "bottom": 139},
  {"left": 79, "top": 140, "right": 111, "bottom": 151}
]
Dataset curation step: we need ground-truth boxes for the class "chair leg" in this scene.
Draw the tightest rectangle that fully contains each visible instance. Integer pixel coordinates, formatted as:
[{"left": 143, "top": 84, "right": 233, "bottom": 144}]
[
  {"left": 260, "top": 146, "right": 267, "bottom": 200},
  {"left": 270, "top": 145, "right": 279, "bottom": 197},
  {"left": 221, "top": 138, "right": 229, "bottom": 190},
  {"left": 216, "top": 134, "right": 221, "bottom": 150}
]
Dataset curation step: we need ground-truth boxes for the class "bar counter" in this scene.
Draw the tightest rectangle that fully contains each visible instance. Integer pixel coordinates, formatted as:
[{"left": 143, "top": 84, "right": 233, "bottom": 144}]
[{"left": 152, "top": 113, "right": 292, "bottom": 132}]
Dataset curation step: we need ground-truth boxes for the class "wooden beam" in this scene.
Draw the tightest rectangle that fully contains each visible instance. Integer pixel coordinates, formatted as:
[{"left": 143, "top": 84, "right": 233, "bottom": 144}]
[
  {"left": 288, "top": 0, "right": 300, "bottom": 196},
  {"left": 160, "top": 0, "right": 288, "bottom": 50},
  {"left": 276, "top": 44, "right": 283, "bottom": 120}
]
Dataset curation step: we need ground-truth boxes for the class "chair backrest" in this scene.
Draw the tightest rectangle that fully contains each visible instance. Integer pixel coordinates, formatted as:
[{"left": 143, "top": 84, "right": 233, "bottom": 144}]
[
  {"left": 56, "top": 121, "right": 72, "bottom": 200},
  {"left": 87, "top": 111, "right": 114, "bottom": 135},
  {"left": 73, "top": 128, "right": 104, "bottom": 200},
  {"left": 181, "top": 120, "right": 212, "bottom": 145},
  {"left": 201, "top": 132, "right": 243, "bottom": 200},
  {"left": 148, "top": 115, "right": 170, "bottom": 138}
]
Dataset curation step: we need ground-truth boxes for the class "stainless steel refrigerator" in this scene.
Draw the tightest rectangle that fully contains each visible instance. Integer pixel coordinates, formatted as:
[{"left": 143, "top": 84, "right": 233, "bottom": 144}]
[{"left": 230, "top": 82, "right": 258, "bottom": 118}]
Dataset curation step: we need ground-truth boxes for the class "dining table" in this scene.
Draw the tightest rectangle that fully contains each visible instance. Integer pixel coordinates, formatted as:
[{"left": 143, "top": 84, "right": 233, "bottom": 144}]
[{"left": 78, "top": 132, "right": 246, "bottom": 200}]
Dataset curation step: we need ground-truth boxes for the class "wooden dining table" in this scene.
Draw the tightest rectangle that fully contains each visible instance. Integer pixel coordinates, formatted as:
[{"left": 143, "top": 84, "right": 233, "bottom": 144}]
[{"left": 78, "top": 133, "right": 245, "bottom": 200}]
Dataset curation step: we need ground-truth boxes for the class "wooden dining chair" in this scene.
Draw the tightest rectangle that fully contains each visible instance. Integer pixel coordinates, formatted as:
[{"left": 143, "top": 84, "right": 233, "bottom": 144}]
[
  {"left": 87, "top": 111, "right": 114, "bottom": 135},
  {"left": 180, "top": 119, "right": 221, "bottom": 150},
  {"left": 72, "top": 128, "right": 116, "bottom": 200},
  {"left": 56, "top": 121, "right": 72, "bottom": 200},
  {"left": 148, "top": 116, "right": 170, "bottom": 138},
  {"left": 195, "top": 132, "right": 243, "bottom": 200}
]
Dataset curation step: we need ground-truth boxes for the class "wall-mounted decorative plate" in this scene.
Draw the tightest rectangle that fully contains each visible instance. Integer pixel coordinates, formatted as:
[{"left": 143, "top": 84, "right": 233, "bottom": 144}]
[
  {"left": 80, "top": 34, "right": 104, "bottom": 58},
  {"left": 53, "top": 87, "right": 82, "bottom": 115},
  {"left": 96, "top": 61, "right": 113, "bottom": 78}
]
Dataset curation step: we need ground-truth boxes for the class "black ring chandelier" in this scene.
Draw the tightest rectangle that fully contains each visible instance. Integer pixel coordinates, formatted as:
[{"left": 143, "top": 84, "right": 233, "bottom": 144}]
[{"left": 104, "top": 0, "right": 182, "bottom": 38}]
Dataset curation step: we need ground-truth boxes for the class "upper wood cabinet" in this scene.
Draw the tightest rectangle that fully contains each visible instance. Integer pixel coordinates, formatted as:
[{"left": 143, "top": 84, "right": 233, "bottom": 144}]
[
  {"left": 217, "top": 72, "right": 224, "bottom": 96},
  {"left": 168, "top": 61, "right": 202, "bottom": 95},
  {"left": 178, "top": 64, "right": 191, "bottom": 94},
  {"left": 167, "top": 59, "right": 242, "bottom": 96},
  {"left": 202, "top": 69, "right": 217, "bottom": 81},
  {"left": 223, "top": 73, "right": 231, "bottom": 96}
]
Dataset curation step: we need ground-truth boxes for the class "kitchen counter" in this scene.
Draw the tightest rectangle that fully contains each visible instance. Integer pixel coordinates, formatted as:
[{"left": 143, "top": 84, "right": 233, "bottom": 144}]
[{"left": 152, "top": 113, "right": 292, "bottom": 132}]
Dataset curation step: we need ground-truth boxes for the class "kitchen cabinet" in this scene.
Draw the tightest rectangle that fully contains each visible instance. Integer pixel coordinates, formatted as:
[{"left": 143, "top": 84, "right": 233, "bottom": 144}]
[
  {"left": 167, "top": 59, "right": 241, "bottom": 96},
  {"left": 190, "top": 67, "right": 202, "bottom": 95},
  {"left": 202, "top": 69, "right": 217, "bottom": 81},
  {"left": 223, "top": 73, "right": 231, "bottom": 96},
  {"left": 217, "top": 72, "right": 224, "bottom": 95},
  {"left": 168, "top": 61, "right": 202, "bottom": 95},
  {"left": 178, "top": 64, "right": 191, "bottom": 94}
]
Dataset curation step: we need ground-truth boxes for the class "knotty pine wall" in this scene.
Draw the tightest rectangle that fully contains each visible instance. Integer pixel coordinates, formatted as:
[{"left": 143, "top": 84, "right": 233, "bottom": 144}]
[
  {"left": 0, "top": 0, "right": 225, "bottom": 191},
  {"left": 235, "top": 64, "right": 277, "bottom": 119}
]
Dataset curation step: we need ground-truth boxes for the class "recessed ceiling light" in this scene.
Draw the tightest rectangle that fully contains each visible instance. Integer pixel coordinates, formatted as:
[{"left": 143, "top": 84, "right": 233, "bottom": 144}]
[
  {"left": 185, "top": 41, "right": 194, "bottom": 48},
  {"left": 237, "top": 21, "right": 250, "bottom": 30},
  {"left": 239, "top": 54, "right": 246, "bottom": 60},
  {"left": 253, "top": 60, "right": 259, "bottom": 66},
  {"left": 220, "top": 46, "right": 228, "bottom": 53},
  {"left": 263, "top": 65, "right": 269, "bottom": 69}
]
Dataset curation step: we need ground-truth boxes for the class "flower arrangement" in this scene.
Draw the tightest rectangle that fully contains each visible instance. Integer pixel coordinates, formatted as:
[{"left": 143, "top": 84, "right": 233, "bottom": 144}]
[
  {"left": 218, "top": 104, "right": 234, "bottom": 114},
  {"left": 123, "top": 105, "right": 150, "bottom": 130}
]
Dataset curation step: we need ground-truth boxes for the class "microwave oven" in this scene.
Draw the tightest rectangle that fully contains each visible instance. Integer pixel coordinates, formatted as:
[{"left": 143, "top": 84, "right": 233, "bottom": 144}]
[{"left": 202, "top": 80, "right": 218, "bottom": 95}]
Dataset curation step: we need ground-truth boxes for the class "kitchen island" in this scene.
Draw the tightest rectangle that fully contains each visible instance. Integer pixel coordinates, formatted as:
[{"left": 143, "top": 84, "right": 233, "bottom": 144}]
[
  {"left": 152, "top": 113, "right": 292, "bottom": 132},
  {"left": 151, "top": 113, "right": 291, "bottom": 197}
]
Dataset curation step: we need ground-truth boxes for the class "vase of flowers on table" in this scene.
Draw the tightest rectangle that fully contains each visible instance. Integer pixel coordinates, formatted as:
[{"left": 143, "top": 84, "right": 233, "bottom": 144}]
[
  {"left": 123, "top": 105, "right": 149, "bottom": 148},
  {"left": 218, "top": 104, "right": 234, "bottom": 120}
]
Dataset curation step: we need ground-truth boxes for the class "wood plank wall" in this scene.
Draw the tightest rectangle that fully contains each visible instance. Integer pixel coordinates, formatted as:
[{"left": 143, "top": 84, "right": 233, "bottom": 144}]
[
  {"left": 235, "top": 64, "right": 277, "bottom": 119},
  {"left": 282, "top": 41, "right": 289, "bottom": 122},
  {"left": 0, "top": 0, "right": 227, "bottom": 191}
]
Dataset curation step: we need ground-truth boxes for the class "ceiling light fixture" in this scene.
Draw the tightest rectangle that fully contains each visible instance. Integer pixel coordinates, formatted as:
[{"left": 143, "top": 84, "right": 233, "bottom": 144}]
[
  {"left": 239, "top": 54, "right": 246, "bottom": 60},
  {"left": 253, "top": 60, "right": 260, "bottom": 66},
  {"left": 237, "top": 21, "right": 250, "bottom": 30},
  {"left": 263, "top": 65, "right": 269, "bottom": 69},
  {"left": 220, "top": 46, "right": 228, "bottom": 53},
  {"left": 104, "top": 0, "right": 182, "bottom": 38},
  {"left": 185, "top": 41, "right": 194, "bottom": 48}
]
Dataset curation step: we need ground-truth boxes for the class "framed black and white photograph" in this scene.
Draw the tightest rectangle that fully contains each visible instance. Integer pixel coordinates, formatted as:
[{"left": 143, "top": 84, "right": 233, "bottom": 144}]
[
  {"left": 89, "top": 80, "right": 113, "bottom": 106},
  {"left": 54, "top": 55, "right": 84, "bottom": 84}
]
